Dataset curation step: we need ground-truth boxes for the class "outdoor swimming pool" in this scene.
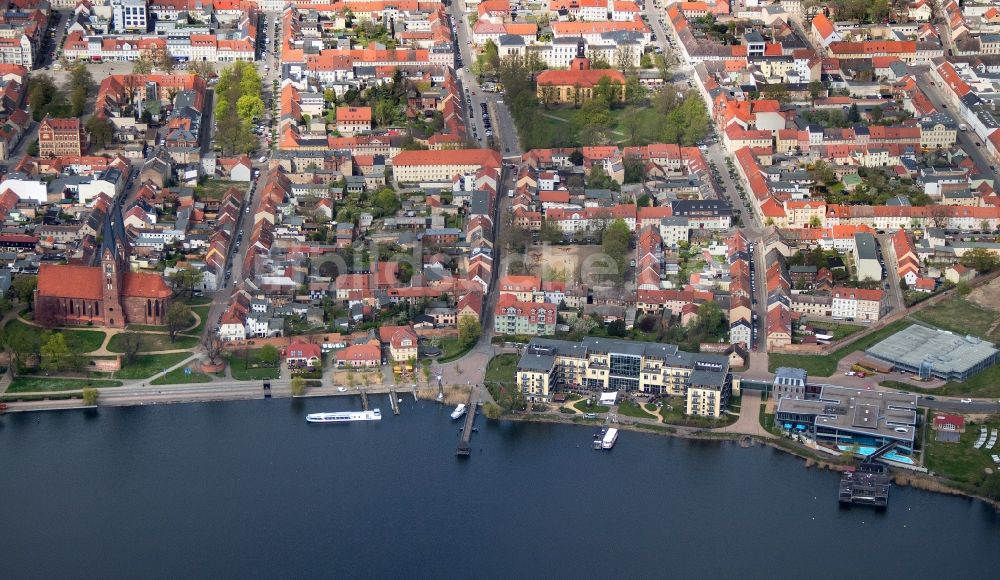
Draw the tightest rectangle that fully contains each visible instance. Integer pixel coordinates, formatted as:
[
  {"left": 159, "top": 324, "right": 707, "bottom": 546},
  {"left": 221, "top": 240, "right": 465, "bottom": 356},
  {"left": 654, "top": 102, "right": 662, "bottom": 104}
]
[{"left": 838, "top": 445, "right": 915, "bottom": 465}]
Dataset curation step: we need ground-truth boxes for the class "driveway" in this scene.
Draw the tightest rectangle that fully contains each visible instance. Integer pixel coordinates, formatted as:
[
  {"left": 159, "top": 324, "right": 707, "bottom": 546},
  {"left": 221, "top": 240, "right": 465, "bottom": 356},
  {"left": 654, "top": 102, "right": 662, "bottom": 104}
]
[{"left": 717, "top": 390, "right": 773, "bottom": 438}]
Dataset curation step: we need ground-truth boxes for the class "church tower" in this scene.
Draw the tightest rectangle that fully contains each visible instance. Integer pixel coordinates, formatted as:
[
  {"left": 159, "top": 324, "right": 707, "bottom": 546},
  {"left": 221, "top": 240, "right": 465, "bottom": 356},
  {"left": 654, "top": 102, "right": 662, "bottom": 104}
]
[{"left": 100, "top": 200, "right": 128, "bottom": 328}]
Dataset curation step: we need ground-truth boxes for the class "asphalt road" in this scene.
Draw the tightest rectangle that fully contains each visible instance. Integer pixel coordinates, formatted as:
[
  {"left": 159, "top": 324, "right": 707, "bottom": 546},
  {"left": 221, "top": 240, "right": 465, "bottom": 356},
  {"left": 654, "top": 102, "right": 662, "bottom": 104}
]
[
  {"left": 877, "top": 232, "right": 905, "bottom": 313},
  {"left": 914, "top": 69, "right": 999, "bottom": 179}
]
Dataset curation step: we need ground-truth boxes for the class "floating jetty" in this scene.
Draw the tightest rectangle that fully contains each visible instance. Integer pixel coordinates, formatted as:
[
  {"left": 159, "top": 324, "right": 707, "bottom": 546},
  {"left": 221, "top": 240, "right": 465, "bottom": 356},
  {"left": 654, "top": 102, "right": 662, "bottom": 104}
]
[
  {"left": 388, "top": 390, "right": 400, "bottom": 415},
  {"left": 838, "top": 440, "right": 895, "bottom": 508},
  {"left": 456, "top": 388, "right": 479, "bottom": 457}
]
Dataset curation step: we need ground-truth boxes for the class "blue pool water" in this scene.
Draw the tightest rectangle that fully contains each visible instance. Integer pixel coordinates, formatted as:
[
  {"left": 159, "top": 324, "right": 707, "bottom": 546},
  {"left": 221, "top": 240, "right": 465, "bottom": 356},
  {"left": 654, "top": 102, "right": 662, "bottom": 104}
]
[{"left": 838, "top": 445, "right": 915, "bottom": 465}]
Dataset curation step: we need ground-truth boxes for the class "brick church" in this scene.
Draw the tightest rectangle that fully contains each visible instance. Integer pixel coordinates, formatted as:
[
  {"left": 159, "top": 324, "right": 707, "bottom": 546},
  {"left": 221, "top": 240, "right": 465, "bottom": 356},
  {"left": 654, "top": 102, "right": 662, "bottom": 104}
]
[{"left": 35, "top": 201, "right": 173, "bottom": 328}]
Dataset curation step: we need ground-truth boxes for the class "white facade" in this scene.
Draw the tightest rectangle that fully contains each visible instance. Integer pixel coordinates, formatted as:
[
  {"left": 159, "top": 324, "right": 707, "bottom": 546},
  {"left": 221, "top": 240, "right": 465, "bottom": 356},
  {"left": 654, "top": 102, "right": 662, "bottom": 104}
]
[{"left": 113, "top": 0, "right": 148, "bottom": 33}]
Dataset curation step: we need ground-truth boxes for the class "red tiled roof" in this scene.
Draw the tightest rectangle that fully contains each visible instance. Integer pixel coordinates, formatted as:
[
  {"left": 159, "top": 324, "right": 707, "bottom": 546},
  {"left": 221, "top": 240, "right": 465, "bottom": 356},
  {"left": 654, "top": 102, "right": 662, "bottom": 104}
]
[
  {"left": 123, "top": 272, "right": 173, "bottom": 298},
  {"left": 37, "top": 264, "right": 102, "bottom": 300}
]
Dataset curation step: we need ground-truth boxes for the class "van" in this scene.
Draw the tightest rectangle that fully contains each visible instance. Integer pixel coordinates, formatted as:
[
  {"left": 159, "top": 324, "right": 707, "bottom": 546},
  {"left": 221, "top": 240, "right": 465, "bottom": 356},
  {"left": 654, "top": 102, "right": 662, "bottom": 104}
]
[{"left": 584, "top": 413, "right": 598, "bottom": 419}]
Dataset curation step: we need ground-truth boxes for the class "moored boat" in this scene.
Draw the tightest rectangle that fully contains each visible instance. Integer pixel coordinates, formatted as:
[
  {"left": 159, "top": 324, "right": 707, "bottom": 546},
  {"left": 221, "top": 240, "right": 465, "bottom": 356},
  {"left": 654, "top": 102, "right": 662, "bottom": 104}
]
[
  {"left": 450, "top": 404, "right": 467, "bottom": 420},
  {"left": 306, "top": 409, "right": 382, "bottom": 423}
]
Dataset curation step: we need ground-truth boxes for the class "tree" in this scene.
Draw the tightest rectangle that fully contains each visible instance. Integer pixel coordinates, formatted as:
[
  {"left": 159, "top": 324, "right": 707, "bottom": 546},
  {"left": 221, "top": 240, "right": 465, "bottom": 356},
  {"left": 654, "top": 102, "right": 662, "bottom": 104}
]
[
  {"left": 573, "top": 99, "right": 613, "bottom": 144},
  {"left": 67, "top": 62, "right": 93, "bottom": 117},
  {"left": 587, "top": 164, "right": 616, "bottom": 190},
  {"left": 808, "top": 80, "right": 825, "bottom": 101},
  {"left": 259, "top": 344, "right": 280, "bottom": 366},
  {"left": 118, "top": 332, "right": 146, "bottom": 365},
  {"left": 168, "top": 268, "right": 203, "bottom": 298},
  {"left": 602, "top": 218, "right": 632, "bottom": 280},
  {"left": 960, "top": 248, "right": 999, "bottom": 273},
  {"left": 140, "top": 45, "right": 174, "bottom": 73},
  {"left": 624, "top": 156, "right": 645, "bottom": 184},
  {"left": 607, "top": 319, "right": 627, "bottom": 336},
  {"left": 371, "top": 188, "right": 400, "bottom": 217},
  {"left": 40, "top": 333, "right": 71, "bottom": 373},
  {"left": 459, "top": 316, "right": 481, "bottom": 346},
  {"left": 82, "top": 388, "right": 99, "bottom": 406},
  {"left": 540, "top": 218, "right": 564, "bottom": 244},
  {"left": 620, "top": 107, "right": 646, "bottom": 146},
  {"left": 189, "top": 61, "right": 216, "bottom": 79},
  {"left": 761, "top": 84, "right": 789, "bottom": 104},
  {"left": 9, "top": 275, "right": 37, "bottom": 307},
  {"left": 236, "top": 94, "right": 264, "bottom": 124},
  {"left": 290, "top": 376, "right": 306, "bottom": 396},
  {"left": 203, "top": 334, "right": 225, "bottom": 365},
  {"left": 636, "top": 193, "right": 651, "bottom": 207},
  {"left": 132, "top": 53, "right": 153, "bottom": 75},
  {"left": 569, "top": 149, "right": 584, "bottom": 166},
  {"left": 86, "top": 116, "right": 114, "bottom": 151},
  {"left": 165, "top": 302, "right": 192, "bottom": 342}
]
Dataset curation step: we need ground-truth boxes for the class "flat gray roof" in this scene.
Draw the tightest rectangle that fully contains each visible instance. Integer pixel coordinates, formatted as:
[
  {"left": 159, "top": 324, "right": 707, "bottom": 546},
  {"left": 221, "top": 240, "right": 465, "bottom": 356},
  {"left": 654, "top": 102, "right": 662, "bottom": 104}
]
[
  {"left": 776, "top": 385, "right": 917, "bottom": 441},
  {"left": 865, "top": 324, "right": 998, "bottom": 376},
  {"left": 854, "top": 232, "right": 878, "bottom": 260}
]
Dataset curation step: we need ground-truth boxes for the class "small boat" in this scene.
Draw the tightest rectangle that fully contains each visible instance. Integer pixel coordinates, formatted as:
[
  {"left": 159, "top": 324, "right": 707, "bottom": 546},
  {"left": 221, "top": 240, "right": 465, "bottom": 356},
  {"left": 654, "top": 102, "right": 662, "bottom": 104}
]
[
  {"left": 450, "top": 404, "right": 467, "bottom": 420},
  {"left": 306, "top": 409, "right": 381, "bottom": 423}
]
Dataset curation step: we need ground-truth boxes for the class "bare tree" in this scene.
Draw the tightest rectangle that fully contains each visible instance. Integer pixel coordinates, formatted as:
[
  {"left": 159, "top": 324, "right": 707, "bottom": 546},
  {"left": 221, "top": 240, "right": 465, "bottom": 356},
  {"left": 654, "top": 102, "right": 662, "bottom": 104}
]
[
  {"left": 202, "top": 333, "right": 225, "bottom": 365},
  {"left": 118, "top": 331, "right": 145, "bottom": 365}
]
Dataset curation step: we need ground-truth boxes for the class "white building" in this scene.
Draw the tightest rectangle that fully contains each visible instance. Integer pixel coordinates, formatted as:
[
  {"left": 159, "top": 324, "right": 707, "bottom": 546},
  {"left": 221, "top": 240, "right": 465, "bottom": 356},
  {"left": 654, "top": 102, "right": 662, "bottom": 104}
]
[{"left": 112, "top": 0, "right": 148, "bottom": 34}]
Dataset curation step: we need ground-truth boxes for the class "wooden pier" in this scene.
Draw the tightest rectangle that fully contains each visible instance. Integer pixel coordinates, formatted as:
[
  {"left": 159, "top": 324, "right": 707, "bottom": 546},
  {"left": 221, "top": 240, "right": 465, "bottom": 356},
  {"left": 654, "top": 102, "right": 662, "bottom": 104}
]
[
  {"left": 456, "top": 387, "right": 479, "bottom": 457},
  {"left": 388, "top": 390, "right": 400, "bottom": 415},
  {"left": 360, "top": 390, "right": 369, "bottom": 411}
]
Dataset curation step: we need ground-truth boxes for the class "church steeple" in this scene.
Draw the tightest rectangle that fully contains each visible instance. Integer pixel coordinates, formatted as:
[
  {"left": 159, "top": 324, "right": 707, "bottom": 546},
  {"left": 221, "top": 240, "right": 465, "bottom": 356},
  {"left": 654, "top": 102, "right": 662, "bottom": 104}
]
[{"left": 100, "top": 198, "right": 128, "bottom": 328}]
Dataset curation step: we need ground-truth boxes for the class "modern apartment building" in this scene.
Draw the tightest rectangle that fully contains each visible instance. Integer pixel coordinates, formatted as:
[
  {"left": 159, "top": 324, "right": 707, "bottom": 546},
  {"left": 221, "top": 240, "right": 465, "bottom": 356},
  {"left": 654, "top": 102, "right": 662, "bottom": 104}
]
[
  {"left": 515, "top": 337, "right": 731, "bottom": 416},
  {"left": 113, "top": 0, "right": 149, "bottom": 33},
  {"left": 494, "top": 295, "right": 556, "bottom": 336},
  {"left": 853, "top": 232, "right": 882, "bottom": 281}
]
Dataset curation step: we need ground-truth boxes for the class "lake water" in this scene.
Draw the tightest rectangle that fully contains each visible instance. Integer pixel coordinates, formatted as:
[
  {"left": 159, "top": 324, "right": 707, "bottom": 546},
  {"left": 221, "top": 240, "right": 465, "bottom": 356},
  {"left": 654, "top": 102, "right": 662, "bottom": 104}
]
[{"left": 2, "top": 397, "right": 999, "bottom": 579}]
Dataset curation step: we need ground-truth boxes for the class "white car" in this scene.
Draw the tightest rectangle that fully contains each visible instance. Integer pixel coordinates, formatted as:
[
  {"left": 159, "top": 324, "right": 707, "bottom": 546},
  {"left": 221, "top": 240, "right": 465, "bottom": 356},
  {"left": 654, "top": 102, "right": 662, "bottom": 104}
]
[
  {"left": 961, "top": 398, "right": 973, "bottom": 403},
  {"left": 844, "top": 371, "right": 855, "bottom": 376},
  {"left": 337, "top": 387, "right": 347, "bottom": 392}
]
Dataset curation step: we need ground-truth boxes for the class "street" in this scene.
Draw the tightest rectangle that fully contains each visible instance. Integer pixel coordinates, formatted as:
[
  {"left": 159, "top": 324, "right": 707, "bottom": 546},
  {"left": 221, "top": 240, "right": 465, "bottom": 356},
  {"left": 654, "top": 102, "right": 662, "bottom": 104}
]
[{"left": 914, "top": 70, "right": 999, "bottom": 180}]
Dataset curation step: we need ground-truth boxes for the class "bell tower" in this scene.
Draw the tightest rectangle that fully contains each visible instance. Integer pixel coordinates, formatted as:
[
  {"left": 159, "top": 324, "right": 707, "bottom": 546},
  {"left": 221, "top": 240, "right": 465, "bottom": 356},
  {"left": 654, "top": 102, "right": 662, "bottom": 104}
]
[{"left": 100, "top": 200, "right": 127, "bottom": 328}]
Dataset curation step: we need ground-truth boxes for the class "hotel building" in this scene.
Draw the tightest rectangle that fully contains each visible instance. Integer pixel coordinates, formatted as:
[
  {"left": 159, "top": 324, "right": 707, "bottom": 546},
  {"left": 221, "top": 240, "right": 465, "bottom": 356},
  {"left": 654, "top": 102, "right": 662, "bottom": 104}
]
[{"left": 515, "top": 337, "right": 731, "bottom": 417}]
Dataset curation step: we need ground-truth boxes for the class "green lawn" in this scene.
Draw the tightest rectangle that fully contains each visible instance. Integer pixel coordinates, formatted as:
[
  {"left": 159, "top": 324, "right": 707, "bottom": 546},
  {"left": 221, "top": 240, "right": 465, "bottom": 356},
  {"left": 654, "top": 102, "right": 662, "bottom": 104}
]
[
  {"left": 768, "top": 319, "right": 912, "bottom": 377},
  {"left": 194, "top": 180, "right": 247, "bottom": 201},
  {"left": 572, "top": 398, "right": 610, "bottom": 414},
  {"left": 436, "top": 337, "right": 475, "bottom": 363},
  {"left": 183, "top": 296, "right": 213, "bottom": 306},
  {"left": 5, "top": 319, "right": 106, "bottom": 354},
  {"left": 107, "top": 332, "right": 198, "bottom": 353},
  {"left": 187, "top": 305, "right": 211, "bottom": 336},
  {"left": 658, "top": 396, "right": 737, "bottom": 428},
  {"left": 821, "top": 323, "right": 866, "bottom": 341},
  {"left": 617, "top": 399, "right": 657, "bottom": 420},
  {"left": 115, "top": 353, "right": 193, "bottom": 380},
  {"left": 229, "top": 349, "right": 280, "bottom": 381},
  {"left": 911, "top": 298, "right": 1000, "bottom": 341},
  {"left": 485, "top": 353, "right": 518, "bottom": 386},
  {"left": 151, "top": 365, "right": 212, "bottom": 385},
  {"left": 925, "top": 419, "right": 999, "bottom": 485},
  {"left": 6, "top": 376, "right": 123, "bottom": 393}
]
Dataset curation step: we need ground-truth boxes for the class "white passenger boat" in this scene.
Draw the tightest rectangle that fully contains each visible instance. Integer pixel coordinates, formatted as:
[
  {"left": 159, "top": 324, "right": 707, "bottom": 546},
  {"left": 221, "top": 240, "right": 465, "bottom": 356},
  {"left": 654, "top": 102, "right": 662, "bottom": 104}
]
[
  {"left": 450, "top": 404, "right": 467, "bottom": 420},
  {"left": 306, "top": 409, "right": 381, "bottom": 423},
  {"left": 601, "top": 428, "right": 619, "bottom": 450}
]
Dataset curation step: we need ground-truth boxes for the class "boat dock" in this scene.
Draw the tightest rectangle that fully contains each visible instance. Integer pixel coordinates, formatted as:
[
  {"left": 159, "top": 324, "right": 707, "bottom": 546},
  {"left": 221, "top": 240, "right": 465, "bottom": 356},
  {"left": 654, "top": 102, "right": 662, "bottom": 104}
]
[
  {"left": 838, "top": 440, "right": 895, "bottom": 507},
  {"left": 388, "top": 390, "right": 400, "bottom": 415},
  {"left": 456, "top": 387, "right": 479, "bottom": 457},
  {"left": 360, "top": 390, "right": 369, "bottom": 411}
]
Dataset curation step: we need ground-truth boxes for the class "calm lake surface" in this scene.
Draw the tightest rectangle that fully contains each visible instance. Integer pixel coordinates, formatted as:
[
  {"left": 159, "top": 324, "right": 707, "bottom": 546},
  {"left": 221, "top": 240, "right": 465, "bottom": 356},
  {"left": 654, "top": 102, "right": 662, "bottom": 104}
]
[{"left": 2, "top": 397, "right": 999, "bottom": 579}]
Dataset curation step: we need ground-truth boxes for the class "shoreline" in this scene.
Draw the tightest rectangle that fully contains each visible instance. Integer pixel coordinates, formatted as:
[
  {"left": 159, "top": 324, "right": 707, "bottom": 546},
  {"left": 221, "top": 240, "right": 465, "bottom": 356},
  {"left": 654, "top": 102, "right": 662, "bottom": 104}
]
[
  {"left": 4, "top": 390, "right": 998, "bottom": 509},
  {"left": 498, "top": 410, "right": 1000, "bottom": 510}
]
